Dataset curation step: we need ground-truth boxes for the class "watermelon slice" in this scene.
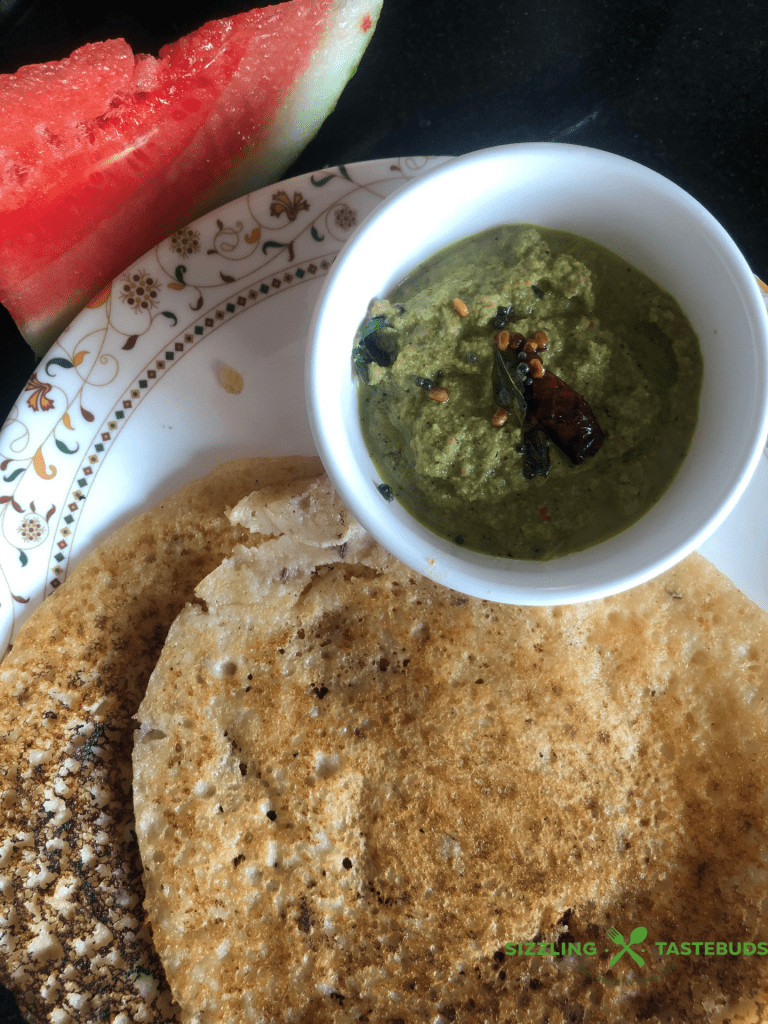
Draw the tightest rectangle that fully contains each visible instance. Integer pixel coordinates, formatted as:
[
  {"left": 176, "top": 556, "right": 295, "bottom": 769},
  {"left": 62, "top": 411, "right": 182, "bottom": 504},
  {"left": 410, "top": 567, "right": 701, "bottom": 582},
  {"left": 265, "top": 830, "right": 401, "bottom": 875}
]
[{"left": 0, "top": 0, "right": 382, "bottom": 356}]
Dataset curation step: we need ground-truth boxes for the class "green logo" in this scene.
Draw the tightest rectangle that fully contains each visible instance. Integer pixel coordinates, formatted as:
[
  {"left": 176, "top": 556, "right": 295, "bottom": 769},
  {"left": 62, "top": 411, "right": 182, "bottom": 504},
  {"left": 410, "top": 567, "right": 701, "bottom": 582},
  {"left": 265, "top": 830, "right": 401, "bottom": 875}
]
[{"left": 607, "top": 925, "right": 647, "bottom": 967}]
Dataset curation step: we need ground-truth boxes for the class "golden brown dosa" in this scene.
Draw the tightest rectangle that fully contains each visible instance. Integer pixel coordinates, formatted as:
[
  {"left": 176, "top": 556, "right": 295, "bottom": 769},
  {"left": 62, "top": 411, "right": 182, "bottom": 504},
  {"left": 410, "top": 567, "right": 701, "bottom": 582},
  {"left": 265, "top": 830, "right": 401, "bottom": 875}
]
[
  {"left": 133, "top": 474, "right": 768, "bottom": 1024},
  {"left": 0, "top": 456, "right": 323, "bottom": 1024}
]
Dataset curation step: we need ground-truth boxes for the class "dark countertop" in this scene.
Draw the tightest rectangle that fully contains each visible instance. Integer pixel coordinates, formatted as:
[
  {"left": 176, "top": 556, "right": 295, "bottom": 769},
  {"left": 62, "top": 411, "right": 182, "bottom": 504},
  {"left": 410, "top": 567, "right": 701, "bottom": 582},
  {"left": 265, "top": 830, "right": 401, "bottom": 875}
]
[{"left": 0, "top": 0, "right": 766, "bottom": 1018}]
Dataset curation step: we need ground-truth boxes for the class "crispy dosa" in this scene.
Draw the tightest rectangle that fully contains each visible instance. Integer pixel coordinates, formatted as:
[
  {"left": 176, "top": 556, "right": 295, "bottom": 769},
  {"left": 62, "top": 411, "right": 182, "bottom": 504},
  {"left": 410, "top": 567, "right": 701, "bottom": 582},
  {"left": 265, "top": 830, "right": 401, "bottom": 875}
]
[
  {"left": 0, "top": 457, "right": 323, "bottom": 1024},
  {"left": 133, "top": 475, "right": 768, "bottom": 1024}
]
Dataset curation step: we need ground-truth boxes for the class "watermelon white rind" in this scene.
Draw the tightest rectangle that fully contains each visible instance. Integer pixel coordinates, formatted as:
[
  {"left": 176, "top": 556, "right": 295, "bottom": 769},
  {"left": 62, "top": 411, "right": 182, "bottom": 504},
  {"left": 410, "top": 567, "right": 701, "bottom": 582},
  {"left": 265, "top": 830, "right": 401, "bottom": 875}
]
[
  {"left": 0, "top": 0, "right": 383, "bottom": 357},
  {"left": 188, "top": 0, "right": 384, "bottom": 219}
]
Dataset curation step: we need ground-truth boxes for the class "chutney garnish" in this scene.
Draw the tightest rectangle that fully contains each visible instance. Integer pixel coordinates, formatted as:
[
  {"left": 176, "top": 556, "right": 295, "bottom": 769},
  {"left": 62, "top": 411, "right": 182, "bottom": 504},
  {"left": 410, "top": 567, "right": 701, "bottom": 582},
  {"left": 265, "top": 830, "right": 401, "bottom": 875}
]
[
  {"left": 521, "top": 425, "right": 550, "bottom": 478},
  {"left": 493, "top": 304, "right": 515, "bottom": 329},
  {"left": 491, "top": 347, "right": 528, "bottom": 427},
  {"left": 491, "top": 327, "right": 604, "bottom": 470},
  {"left": 353, "top": 315, "right": 398, "bottom": 385},
  {"left": 526, "top": 371, "right": 605, "bottom": 464}
]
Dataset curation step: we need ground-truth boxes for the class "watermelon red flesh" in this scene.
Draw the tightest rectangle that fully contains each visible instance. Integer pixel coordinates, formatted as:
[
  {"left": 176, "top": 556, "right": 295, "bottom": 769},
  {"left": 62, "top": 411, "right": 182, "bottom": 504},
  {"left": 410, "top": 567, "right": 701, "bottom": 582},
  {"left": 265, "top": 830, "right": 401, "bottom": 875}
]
[{"left": 0, "top": 0, "right": 382, "bottom": 355}]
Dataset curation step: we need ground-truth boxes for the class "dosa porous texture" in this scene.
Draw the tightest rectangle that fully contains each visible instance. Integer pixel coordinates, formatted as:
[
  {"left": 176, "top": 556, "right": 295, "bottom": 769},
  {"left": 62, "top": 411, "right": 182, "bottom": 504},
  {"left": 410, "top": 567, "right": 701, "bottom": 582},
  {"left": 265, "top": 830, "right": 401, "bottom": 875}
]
[
  {"left": 0, "top": 456, "right": 324, "bottom": 1024},
  {"left": 133, "top": 475, "right": 768, "bottom": 1024}
]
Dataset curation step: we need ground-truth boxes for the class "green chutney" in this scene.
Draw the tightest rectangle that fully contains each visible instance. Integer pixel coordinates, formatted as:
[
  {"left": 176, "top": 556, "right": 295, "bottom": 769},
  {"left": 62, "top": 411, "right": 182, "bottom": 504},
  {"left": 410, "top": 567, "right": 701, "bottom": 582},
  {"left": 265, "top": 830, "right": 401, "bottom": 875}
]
[{"left": 355, "top": 225, "right": 703, "bottom": 560}]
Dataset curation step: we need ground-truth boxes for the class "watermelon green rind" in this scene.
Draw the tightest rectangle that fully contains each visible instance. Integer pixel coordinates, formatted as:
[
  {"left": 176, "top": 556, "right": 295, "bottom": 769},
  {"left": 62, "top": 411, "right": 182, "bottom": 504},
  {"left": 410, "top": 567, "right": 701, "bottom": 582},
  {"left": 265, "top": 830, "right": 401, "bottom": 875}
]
[{"left": 0, "top": 0, "right": 382, "bottom": 357}]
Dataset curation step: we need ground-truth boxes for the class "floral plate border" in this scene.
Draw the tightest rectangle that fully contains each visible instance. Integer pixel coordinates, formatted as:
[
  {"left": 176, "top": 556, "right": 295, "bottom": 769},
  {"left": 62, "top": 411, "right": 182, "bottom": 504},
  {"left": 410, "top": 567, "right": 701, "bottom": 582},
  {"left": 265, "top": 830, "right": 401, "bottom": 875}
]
[{"left": 0, "top": 157, "right": 450, "bottom": 654}]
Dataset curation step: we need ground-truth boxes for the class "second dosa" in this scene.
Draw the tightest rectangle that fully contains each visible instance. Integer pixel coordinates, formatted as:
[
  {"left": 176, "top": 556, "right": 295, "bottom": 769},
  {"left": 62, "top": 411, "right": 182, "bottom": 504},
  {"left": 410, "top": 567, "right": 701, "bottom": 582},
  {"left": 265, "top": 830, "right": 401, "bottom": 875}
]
[{"left": 134, "top": 475, "right": 768, "bottom": 1024}]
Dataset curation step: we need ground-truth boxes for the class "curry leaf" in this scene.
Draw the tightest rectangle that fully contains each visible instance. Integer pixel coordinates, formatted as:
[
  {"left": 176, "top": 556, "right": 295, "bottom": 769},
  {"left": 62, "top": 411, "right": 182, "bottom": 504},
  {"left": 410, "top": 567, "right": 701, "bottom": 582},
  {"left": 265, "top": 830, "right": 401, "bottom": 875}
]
[
  {"left": 352, "top": 316, "right": 397, "bottom": 386},
  {"left": 358, "top": 316, "right": 389, "bottom": 343},
  {"left": 521, "top": 426, "right": 550, "bottom": 478},
  {"left": 492, "top": 348, "right": 528, "bottom": 426},
  {"left": 359, "top": 317, "right": 395, "bottom": 367}
]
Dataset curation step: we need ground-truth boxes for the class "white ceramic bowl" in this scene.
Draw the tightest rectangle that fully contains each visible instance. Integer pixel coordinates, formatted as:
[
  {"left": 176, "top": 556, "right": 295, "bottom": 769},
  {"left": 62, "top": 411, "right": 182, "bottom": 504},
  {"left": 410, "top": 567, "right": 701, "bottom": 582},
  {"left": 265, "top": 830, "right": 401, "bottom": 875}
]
[{"left": 306, "top": 142, "right": 768, "bottom": 604}]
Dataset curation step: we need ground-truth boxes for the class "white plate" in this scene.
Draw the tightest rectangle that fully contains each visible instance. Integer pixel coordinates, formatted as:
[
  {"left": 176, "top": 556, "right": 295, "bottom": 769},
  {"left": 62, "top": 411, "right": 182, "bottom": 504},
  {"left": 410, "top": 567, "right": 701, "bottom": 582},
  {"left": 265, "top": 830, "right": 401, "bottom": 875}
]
[{"left": 1, "top": 155, "right": 767, "bottom": 654}]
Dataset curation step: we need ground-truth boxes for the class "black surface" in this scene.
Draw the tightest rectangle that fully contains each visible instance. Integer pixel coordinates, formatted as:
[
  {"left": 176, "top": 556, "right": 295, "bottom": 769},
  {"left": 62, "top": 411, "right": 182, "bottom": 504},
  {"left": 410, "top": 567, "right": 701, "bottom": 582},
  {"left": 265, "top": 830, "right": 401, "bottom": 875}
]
[{"left": 0, "top": 0, "right": 766, "bottom": 1015}]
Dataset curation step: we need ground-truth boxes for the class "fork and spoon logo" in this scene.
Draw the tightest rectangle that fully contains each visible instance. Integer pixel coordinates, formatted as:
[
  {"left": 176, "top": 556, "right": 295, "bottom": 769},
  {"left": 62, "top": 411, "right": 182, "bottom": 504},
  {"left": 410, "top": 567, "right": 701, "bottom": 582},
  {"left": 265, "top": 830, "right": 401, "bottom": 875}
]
[{"left": 607, "top": 925, "right": 647, "bottom": 966}]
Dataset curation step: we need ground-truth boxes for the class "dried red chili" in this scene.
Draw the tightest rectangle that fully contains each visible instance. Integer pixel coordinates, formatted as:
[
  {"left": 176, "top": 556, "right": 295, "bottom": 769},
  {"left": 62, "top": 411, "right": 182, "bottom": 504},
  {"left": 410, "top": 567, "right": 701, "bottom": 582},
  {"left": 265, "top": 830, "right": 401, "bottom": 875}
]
[{"left": 525, "top": 371, "right": 605, "bottom": 464}]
